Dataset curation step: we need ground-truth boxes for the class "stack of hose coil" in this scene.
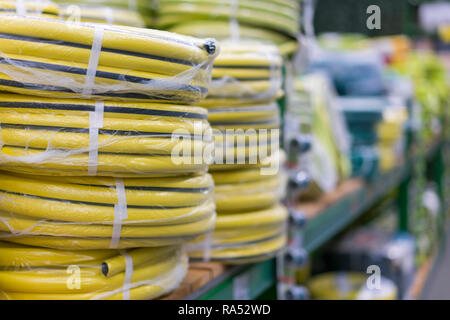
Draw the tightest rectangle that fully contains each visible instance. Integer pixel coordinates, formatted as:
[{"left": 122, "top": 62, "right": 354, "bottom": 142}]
[
  {"left": 0, "top": 242, "right": 188, "bottom": 300},
  {"left": 0, "top": 14, "right": 219, "bottom": 300},
  {"left": 0, "top": 15, "right": 217, "bottom": 102},
  {"left": 155, "top": 0, "right": 301, "bottom": 56},
  {"left": 0, "top": 94, "right": 212, "bottom": 176},
  {"left": 188, "top": 42, "right": 288, "bottom": 264}
]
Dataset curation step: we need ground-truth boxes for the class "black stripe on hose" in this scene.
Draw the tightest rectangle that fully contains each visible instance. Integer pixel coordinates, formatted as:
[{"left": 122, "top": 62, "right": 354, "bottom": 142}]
[
  {"left": 2, "top": 144, "right": 207, "bottom": 157},
  {"left": 67, "top": 184, "right": 210, "bottom": 193},
  {"left": 0, "top": 102, "right": 207, "bottom": 120},
  {"left": 0, "top": 33, "right": 200, "bottom": 67},
  {"left": 0, "top": 123, "right": 203, "bottom": 139},
  {"left": 0, "top": 190, "right": 192, "bottom": 209},
  {"left": 210, "top": 119, "right": 279, "bottom": 126},
  {"left": 0, "top": 57, "right": 208, "bottom": 94},
  {"left": 212, "top": 77, "right": 274, "bottom": 81},
  {"left": 209, "top": 232, "right": 284, "bottom": 249},
  {"left": 0, "top": 9, "right": 58, "bottom": 16},
  {"left": 0, "top": 79, "right": 198, "bottom": 102},
  {"left": 213, "top": 65, "right": 282, "bottom": 70}
]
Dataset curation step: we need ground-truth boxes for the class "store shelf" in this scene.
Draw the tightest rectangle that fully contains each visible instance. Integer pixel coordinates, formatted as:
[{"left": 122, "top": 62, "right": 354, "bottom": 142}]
[
  {"left": 301, "top": 138, "right": 443, "bottom": 254},
  {"left": 166, "top": 139, "right": 444, "bottom": 300},
  {"left": 301, "top": 166, "right": 409, "bottom": 253},
  {"left": 165, "top": 259, "right": 276, "bottom": 300}
]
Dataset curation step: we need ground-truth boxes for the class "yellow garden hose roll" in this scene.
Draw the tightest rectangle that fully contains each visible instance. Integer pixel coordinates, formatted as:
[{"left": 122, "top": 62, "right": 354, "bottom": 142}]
[
  {"left": 197, "top": 42, "right": 282, "bottom": 105},
  {"left": 59, "top": 3, "right": 147, "bottom": 28},
  {"left": 0, "top": 171, "right": 216, "bottom": 249},
  {"left": 156, "top": 0, "right": 300, "bottom": 56},
  {"left": 53, "top": 0, "right": 149, "bottom": 11},
  {"left": 188, "top": 204, "right": 288, "bottom": 263},
  {"left": 307, "top": 272, "right": 398, "bottom": 300},
  {"left": 0, "top": 242, "right": 188, "bottom": 300},
  {"left": 0, "top": 0, "right": 59, "bottom": 18},
  {"left": 212, "top": 168, "right": 284, "bottom": 213},
  {"left": 167, "top": 21, "right": 298, "bottom": 56},
  {"left": 0, "top": 15, "right": 219, "bottom": 102},
  {"left": 156, "top": 0, "right": 300, "bottom": 36},
  {"left": 0, "top": 93, "right": 212, "bottom": 176}
]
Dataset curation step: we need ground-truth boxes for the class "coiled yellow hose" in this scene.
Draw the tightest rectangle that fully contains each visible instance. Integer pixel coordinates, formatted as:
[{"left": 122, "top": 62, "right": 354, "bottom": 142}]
[
  {"left": 0, "top": 0, "right": 59, "bottom": 19},
  {"left": 0, "top": 93, "right": 211, "bottom": 176},
  {"left": 0, "top": 15, "right": 218, "bottom": 102},
  {"left": 0, "top": 171, "right": 216, "bottom": 249},
  {"left": 0, "top": 242, "right": 188, "bottom": 300},
  {"left": 212, "top": 169, "right": 282, "bottom": 213},
  {"left": 189, "top": 204, "right": 287, "bottom": 263},
  {"left": 307, "top": 272, "right": 398, "bottom": 300},
  {"left": 199, "top": 42, "right": 283, "bottom": 105},
  {"left": 156, "top": 0, "right": 300, "bottom": 55},
  {"left": 58, "top": 3, "right": 147, "bottom": 28},
  {"left": 167, "top": 21, "right": 298, "bottom": 56}
]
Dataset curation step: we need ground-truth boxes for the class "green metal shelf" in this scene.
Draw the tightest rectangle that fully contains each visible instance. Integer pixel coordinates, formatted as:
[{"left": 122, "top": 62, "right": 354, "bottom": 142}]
[
  {"left": 303, "top": 165, "right": 409, "bottom": 253},
  {"left": 185, "top": 259, "right": 276, "bottom": 300},
  {"left": 186, "top": 140, "right": 443, "bottom": 300}
]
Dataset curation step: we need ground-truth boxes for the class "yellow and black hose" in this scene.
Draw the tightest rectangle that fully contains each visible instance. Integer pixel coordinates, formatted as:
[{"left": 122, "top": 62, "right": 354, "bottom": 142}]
[
  {"left": 189, "top": 204, "right": 288, "bottom": 263},
  {"left": 0, "top": 171, "right": 216, "bottom": 249},
  {"left": 0, "top": 242, "right": 188, "bottom": 300},
  {"left": 0, "top": 93, "right": 212, "bottom": 176},
  {"left": 156, "top": 0, "right": 300, "bottom": 55},
  {"left": 0, "top": 15, "right": 218, "bottom": 102}
]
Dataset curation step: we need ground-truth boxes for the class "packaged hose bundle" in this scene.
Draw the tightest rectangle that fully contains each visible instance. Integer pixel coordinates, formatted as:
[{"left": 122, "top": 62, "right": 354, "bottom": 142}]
[
  {"left": 199, "top": 41, "right": 283, "bottom": 107},
  {"left": 0, "top": 93, "right": 212, "bottom": 176},
  {"left": 0, "top": 242, "right": 188, "bottom": 300},
  {"left": 188, "top": 204, "right": 288, "bottom": 264},
  {"left": 307, "top": 272, "right": 398, "bottom": 300},
  {"left": 156, "top": 0, "right": 300, "bottom": 56},
  {"left": 212, "top": 168, "right": 285, "bottom": 213},
  {"left": 58, "top": 3, "right": 147, "bottom": 28},
  {"left": 53, "top": 0, "right": 151, "bottom": 13},
  {"left": 0, "top": 14, "right": 219, "bottom": 103},
  {"left": 187, "top": 167, "right": 288, "bottom": 264},
  {"left": 0, "top": 0, "right": 59, "bottom": 18},
  {"left": 208, "top": 103, "right": 280, "bottom": 129},
  {"left": 0, "top": 171, "right": 216, "bottom": 249}
]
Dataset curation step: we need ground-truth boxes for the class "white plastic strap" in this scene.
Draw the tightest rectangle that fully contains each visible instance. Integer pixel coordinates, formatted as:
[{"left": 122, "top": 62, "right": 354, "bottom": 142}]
[
  {"left": 128, "top": 0, "right": 137, "bottom": 11},
  {"left": 88, "top": 101, "right": 104, "bottom": 176},
  {"left": 120, "top": 250, "right": 133, "bottom": 300},
  {"left": 104, "top": 7, "right": 114, "bottom": 24},
  {"left": 16, "top": 0, "right": 26, "bottom": 15},
  {"left": 83, "top": 26, "right": 104, "bottom": 96},
  {"left": 110, "top": 179, "right": 128, "bottom": 249},
  {"left": 202, "top": 232, "right": 212, "bottom": 262},
  {"left": 229, "top": 0, "right": 240, "bottom": 41}
]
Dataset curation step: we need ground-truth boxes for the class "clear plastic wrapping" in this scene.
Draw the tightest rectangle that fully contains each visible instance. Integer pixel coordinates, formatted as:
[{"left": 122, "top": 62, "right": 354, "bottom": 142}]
[
  {"left": 0, "top": 242, "right": 188, "bottom": 300},
  {"left": 156, "top": 0, "right": 301, "bottom": 55},
  {"left": 200, "top": 41, "right": 283, "bottom": 107},
  {"left": 0, "top": 171, "right": 216, "bottom": 249},
  {"left": 212, "top": 168, "right": 285, "bottom": 213},
  {"left": 0, "top": 94, "right": 213, "bottom": 176},
  {"left": 0, "top": 0, "right": 59, "bottom": 18},
  {"left": 0, "top": 14, "right": 219, "bottom": 103},
  {"left": 188, "top": 204, "right": 288, "bottom": 264},
  {"left": 188, "top": 167, "right": 288, "bottom": 264},
  {"left": 58, "top": 3, "right": 147, "bottom": 27}
]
